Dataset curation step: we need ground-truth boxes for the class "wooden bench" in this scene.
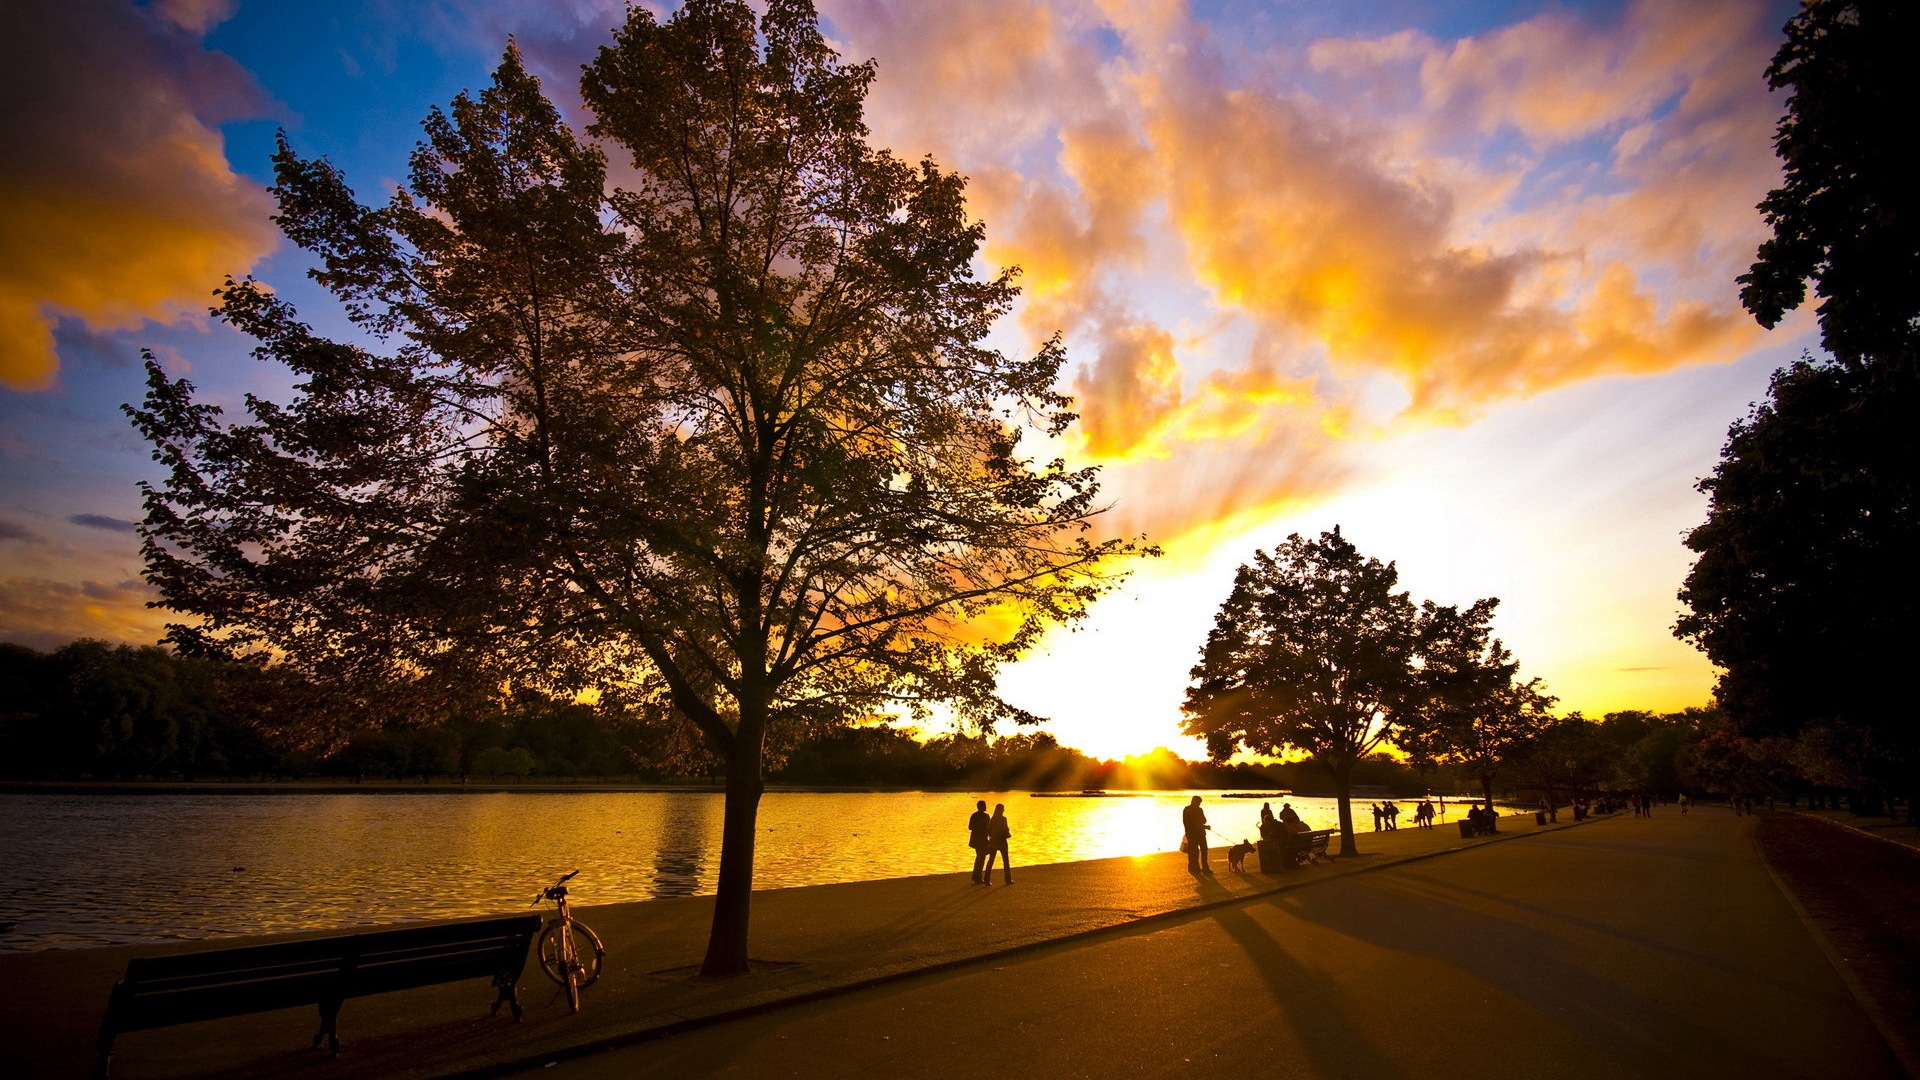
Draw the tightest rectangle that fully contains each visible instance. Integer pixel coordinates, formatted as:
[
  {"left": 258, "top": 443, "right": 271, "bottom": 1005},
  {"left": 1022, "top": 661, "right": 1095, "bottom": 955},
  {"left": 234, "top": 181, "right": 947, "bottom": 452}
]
[
  {"left": 1294, "top": 828, "right": 1334, "bottom": 864},
  {"left": 1256, "top": 828, "right": 1335, "bottom": 871},
  {"left": 93, "top": 913, "right": 541, "bottom": 1079}
]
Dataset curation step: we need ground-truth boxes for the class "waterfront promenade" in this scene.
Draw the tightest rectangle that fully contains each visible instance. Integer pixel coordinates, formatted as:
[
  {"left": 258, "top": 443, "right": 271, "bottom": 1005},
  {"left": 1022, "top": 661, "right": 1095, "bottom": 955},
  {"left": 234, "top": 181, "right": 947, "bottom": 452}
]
[{"left": 1, "top": 808, "right": 1906, "bottom": 1079}]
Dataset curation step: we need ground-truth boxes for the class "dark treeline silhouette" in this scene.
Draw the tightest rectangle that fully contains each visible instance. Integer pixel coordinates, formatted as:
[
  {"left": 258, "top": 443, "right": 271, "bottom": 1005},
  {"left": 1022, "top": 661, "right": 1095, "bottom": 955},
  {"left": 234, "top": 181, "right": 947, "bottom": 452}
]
[
  {"left": 0, "top": 640, "right": 650, "bottom": 783},
  {"left": 12, "top": 637, "right": 1888, "bottom": 816},
  {"left": 0, "top": 638, "right": 1298, "bottom": 788}
]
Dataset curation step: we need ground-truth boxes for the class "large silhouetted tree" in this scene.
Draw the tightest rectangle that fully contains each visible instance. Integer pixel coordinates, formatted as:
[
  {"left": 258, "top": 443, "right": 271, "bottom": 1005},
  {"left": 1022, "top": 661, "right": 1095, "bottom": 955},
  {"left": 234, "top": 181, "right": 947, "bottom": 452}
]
[
  {"left": 1680, "top": 0, "right": 1918, "bottom": 821},
  {"left": 1182, "top": 528, "right": 1482, "bottom": 855},
  {"left": 129, "top": 0, "right": 1141, "bottom": 975},
  {"left": 1737, "top": 0, "right": 1920, "bottom": 364}
]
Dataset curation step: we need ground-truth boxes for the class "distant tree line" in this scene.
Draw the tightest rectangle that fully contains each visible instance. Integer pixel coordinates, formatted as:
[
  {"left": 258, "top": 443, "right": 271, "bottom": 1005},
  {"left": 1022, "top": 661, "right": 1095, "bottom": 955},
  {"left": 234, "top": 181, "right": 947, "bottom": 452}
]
[
  {"left": 0, "top": 640, "right": 652, "bottom": 783},
  {"left": 8, "top": 638, "right": 1866, "bottom": 815}
]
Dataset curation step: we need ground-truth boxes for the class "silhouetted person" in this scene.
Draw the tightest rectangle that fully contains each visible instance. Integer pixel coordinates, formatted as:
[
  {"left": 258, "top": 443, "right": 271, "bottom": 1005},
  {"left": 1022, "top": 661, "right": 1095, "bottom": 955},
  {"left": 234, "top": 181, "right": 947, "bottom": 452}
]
[
  {"left": 1468, "top": 804, "right": 1496, "bottom": 835},
  {"left": 1183, "top": 795, "right": 1211, "bottom": 873},
  {"left": 1278, "top": 802, "right": 1301, "bottom": 828},
  {"left": 982, "top": 803, "right": 1013, "bottom": 884},
  {"left": 968, "top": 799, "right": 991, "bottom": 884},
  {"left": 1259, "top": 802, "right": 1282, "bottom": 841},
  {"left": 1370, "top": 803, "right": 1383, "bottom": 831}
]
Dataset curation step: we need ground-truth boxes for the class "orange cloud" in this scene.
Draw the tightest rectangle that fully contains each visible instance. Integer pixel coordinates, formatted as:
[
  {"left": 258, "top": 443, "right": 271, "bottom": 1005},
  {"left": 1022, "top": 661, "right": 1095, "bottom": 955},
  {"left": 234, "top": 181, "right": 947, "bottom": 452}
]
[
  {"left": 1306, "top": 0, "right": 1785, "bottom": 317},
  {"left": 1142, "top": 25, "right": 1763, "bottom": 419},
  {"left": 0, "top": 576, "right": 169, "bottom": 651},
  {"left": 800, "top": 0, "right": 1784, "bottom": 546},
  {"left": 0, "top": 0, "right": 277, "bottom": 389}
]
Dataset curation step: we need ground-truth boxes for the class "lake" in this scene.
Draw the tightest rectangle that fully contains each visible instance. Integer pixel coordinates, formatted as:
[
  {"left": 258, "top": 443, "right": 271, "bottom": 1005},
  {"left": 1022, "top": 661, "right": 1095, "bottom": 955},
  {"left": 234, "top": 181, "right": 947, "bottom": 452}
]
[{"left": 0, "top": 789, "right": 1409, "bottom": 953}]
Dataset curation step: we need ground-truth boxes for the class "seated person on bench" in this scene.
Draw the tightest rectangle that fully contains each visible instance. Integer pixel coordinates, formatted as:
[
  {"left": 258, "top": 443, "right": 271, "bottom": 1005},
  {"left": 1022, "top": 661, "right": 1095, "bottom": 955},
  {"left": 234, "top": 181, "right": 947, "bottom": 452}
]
[{"left": 1469, "top": 805, "right": 1497, "bottom": 834}]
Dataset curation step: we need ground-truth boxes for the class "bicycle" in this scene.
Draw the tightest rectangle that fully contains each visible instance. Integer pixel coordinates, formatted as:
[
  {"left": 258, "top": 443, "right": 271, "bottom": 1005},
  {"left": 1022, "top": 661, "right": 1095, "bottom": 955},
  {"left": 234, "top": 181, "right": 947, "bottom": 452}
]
[{"left": 531, "top": 870, "right": 605, "bottom": 1013}]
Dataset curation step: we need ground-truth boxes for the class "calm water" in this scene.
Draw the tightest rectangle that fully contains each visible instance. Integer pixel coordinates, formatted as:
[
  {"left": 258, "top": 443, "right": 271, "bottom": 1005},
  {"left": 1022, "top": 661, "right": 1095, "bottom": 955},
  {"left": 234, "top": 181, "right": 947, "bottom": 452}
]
[{"left": 0, "top": 789, "right": 1372, "bottom": 953}]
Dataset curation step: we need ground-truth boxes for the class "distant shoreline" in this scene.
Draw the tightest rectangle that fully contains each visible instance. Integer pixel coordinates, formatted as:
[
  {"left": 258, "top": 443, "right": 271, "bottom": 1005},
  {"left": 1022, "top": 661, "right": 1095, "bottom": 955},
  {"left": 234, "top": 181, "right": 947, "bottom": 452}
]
[
  {"left": 0, "top": 780, "right": 1517, "bottom": 803},
  {"left": 0, "top": 780, "right": 1250, "bottom": 797},
  {"left": 0, "top": 779, "right": 955, "bottom": 796}
]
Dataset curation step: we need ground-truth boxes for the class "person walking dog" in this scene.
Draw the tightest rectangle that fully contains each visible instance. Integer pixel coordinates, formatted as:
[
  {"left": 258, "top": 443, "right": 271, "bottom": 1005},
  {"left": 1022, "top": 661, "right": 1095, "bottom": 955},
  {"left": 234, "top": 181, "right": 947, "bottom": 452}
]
[{"left": 1183, "top": 795, "right": 1211, "bottom": 874}]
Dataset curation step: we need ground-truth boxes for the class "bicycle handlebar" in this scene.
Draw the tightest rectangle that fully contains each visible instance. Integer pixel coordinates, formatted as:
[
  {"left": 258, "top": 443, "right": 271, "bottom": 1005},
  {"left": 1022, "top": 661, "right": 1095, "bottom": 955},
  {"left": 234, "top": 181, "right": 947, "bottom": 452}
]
[{"left": 531, "top": 869, "right": 582, "bottom": 905}]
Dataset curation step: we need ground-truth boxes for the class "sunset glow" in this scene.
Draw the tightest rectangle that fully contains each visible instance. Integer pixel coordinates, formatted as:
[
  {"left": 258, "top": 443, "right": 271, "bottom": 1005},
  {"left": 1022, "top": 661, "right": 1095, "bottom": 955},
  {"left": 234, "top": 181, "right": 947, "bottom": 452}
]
[{"left": 0, "top": 0, "right": 1813, "bottom": 760}]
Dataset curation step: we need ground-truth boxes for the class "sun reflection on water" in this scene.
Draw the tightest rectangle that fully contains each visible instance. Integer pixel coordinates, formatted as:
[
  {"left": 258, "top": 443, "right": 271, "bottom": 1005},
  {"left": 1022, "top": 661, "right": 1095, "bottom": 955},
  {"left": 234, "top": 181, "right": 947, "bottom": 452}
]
[{"left": 0, "top": 790, "right": 1356, "bottom": 952}]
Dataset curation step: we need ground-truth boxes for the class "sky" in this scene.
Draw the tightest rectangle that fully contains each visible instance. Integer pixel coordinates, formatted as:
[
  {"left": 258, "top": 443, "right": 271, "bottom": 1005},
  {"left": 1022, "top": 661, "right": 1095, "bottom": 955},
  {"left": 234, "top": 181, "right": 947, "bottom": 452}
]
[{"left": 0, "top": 0, "right": 1816, "bottom": 760}]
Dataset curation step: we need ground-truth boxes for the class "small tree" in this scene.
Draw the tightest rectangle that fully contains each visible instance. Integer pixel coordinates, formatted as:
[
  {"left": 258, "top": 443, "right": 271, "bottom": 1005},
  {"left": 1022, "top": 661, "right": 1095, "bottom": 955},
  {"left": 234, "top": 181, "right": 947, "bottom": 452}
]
[
  {"left": 1183, "top": 528, "right": 1434, "bottom": 855},
  {"left": 1399, "top": 601, "right": 1556, "bottom": 812},
  {"left": 129, "top": 0, "right": 1141, "bottom": 975},
  {"left": 1508, "top": 714, "right": 1611, "bottom": 821}
]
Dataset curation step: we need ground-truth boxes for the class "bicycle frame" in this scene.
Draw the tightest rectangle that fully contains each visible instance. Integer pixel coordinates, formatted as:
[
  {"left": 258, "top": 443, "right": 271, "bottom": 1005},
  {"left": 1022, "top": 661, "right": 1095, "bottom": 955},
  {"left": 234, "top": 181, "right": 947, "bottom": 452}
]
[{"left": 532, "top": 871, "right": 603, "bottom": 1013}]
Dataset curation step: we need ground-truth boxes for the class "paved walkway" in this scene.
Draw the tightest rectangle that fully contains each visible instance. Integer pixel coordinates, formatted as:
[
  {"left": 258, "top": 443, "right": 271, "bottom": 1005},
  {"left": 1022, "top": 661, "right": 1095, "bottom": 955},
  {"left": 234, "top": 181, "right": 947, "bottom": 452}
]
[
  {"left": 543, "top": 807, "right": 1905, "bottom": 1080},
  {"left": 1, "top": 808, "right": 1901, "bottom": 1079}
]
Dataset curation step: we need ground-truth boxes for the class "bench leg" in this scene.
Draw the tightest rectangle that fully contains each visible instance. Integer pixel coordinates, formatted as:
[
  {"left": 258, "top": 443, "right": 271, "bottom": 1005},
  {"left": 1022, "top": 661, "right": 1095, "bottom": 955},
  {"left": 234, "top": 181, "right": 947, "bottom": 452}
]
[
  {"left": 92, "top": 1028, "right": 115, "bottom": 1080},
  {"left": 313, "top": 998, "right": 342, "bottom": 1056},
  {"left": 492, "top": 973, "right": 524, "bottom": 1021}
]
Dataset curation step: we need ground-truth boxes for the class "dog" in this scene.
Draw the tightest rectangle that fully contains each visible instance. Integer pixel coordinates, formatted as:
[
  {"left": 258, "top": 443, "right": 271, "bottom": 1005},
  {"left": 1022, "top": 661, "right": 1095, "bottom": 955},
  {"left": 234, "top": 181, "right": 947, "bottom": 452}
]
[{"left": 1226, "top": 839, "right": 1256, "bottom": 871}]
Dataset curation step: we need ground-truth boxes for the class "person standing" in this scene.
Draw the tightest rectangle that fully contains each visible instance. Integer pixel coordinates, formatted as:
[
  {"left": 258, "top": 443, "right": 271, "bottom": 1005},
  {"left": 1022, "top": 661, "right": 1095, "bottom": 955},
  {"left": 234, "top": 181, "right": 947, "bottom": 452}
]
[
  {"left": 1183, "top": 795, "right": 1211, "bottom": 873},
  {"left": 982, "top": 803, "right": 1013, "bottom": 884},
  {"left": 1370, "top": 803, "right": 1383, "bottom": 832},
  {"left": 968, "top": 800, "right": 991, "bottom": 884}
]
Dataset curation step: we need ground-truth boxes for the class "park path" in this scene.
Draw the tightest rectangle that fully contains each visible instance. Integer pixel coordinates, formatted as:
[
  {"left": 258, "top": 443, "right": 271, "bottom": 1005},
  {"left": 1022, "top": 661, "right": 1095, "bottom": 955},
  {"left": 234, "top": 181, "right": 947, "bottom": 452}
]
[
  {"left": 0, "top": 809, "right": 1532, "bottom": 1079},
  {"left": 4, "top": 808, "right": 1899, "bottom": 1079},
  {"left": 541, "top": 807, "right": 1903, "bottom": 1080}
]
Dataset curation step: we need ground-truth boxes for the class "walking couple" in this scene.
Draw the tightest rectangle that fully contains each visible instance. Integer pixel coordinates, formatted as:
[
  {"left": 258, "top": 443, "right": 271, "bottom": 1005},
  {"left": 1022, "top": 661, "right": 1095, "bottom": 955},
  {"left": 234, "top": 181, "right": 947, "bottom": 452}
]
[{"left": 968, "top": 800, "right": 1013, "bottom": 884}]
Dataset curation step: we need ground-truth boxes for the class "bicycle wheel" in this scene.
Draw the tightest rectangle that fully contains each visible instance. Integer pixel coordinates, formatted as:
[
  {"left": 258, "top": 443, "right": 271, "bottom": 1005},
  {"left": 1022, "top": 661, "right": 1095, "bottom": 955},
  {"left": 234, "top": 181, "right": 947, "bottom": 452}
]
[
  {"left": 538, "top": 920, "right": 606, "bottom": 991},
  {"left": 566, "top": 921, "right": 605, "bottom": 989},
  {"left": 537, "top": 920, "right": 569, "bottom": 986}
]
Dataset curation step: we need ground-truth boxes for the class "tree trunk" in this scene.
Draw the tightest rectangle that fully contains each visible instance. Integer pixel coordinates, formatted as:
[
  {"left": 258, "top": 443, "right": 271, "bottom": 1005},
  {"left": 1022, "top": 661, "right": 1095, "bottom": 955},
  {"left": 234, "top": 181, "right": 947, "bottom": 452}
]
[
  {"left": 700, "top": 735, "right": 765, "bottom": 977},
  {"left": 1545, "top": 781, "right": 1558, "bottom": 822},
  {"left": 1479, "top": 772, "right": 1494, "bottom": 816},
  {"left": 1331, "top": 759, "right": 1358, "bottom": 857}
]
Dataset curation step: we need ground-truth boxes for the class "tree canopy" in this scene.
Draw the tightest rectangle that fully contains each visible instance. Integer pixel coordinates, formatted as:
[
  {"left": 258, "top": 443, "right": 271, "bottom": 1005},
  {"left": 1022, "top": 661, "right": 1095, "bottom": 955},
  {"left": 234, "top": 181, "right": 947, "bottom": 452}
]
[
  {"left": 1680, "top": 0, "right": 1919, "bottom": 821},
  {"left": 128, "top": 0, "right": 1142, "bottom": 975},
  {"left": 1180, "top": 528, "right": 1509, "bottom": 854},
  {"left": 1736, "top": 0, "right": 1920, "bottom": 364},
  {"left": 1396, "top": 603, "right": 1555, "bottom": 810}
]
